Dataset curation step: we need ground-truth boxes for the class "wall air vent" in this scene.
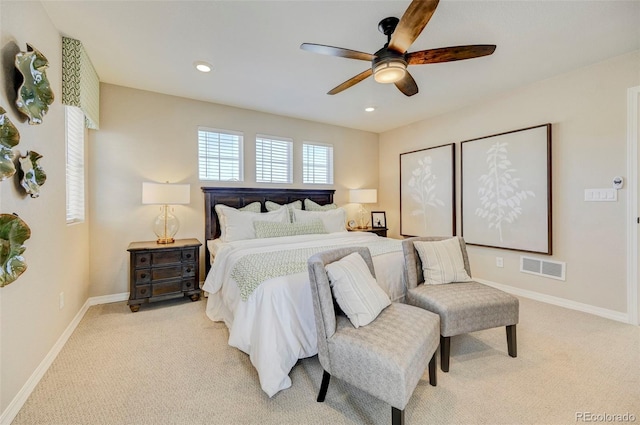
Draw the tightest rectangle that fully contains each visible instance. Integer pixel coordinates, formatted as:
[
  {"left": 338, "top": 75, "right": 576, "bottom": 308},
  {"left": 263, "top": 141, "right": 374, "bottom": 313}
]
[{"left": 520, "top": 256, "right": 566, "bottom": 281}]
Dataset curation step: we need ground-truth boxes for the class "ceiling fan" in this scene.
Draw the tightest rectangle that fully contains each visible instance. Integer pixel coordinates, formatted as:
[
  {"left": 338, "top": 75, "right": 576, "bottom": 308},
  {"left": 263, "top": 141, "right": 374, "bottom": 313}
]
[{"left": 300, "top": 0, "right": 496, "bottom": 97}]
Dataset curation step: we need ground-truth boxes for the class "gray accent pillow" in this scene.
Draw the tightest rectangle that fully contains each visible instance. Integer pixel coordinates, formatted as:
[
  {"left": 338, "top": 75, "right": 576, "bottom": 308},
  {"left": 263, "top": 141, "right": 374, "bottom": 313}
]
[{"left": 304, "top": 198, "right": 337, "bottom": 211}]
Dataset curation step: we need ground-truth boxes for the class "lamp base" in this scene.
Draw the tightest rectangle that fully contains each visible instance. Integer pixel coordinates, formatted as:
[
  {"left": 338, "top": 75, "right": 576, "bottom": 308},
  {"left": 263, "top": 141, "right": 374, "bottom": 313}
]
[{"left": 152, "top": 205, "right": 179, "bottom": 245}]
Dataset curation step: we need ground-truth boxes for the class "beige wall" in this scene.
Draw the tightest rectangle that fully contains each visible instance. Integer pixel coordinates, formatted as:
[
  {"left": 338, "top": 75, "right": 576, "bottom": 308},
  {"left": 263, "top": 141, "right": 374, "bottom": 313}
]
[
  {"left": 380, "top": 51, "right": 640, "bottom": 314},
  {"left": 0, "top": 1, "right": 91, "bottom": 415},
  {"left": 88, "top": 84, "right": 379, "bottom": 297}
]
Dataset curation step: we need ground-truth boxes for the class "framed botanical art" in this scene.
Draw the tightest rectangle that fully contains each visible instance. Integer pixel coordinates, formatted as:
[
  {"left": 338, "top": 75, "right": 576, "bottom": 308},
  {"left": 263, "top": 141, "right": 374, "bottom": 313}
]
[
  {"left": 461, "top": 123, "right": 552, "bottom": 254},
  {"left": 400, "top": 143, "right": 455, "bottom": 237}
]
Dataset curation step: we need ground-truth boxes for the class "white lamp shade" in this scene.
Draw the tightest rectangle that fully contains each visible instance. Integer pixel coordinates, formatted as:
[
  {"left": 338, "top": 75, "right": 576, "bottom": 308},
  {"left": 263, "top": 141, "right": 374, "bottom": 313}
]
[
  {"left": 142, "top": 182, "right": 191, "bottom": 205},
  {"left": 349, "top": 189, "right": 377, "bottom": 204}
]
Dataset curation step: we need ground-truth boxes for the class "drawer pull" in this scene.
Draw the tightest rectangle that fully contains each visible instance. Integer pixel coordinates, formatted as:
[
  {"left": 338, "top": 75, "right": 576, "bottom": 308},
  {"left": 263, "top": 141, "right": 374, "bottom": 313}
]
[
  {"left": 186, "top": 268, "right": 192, "bottom": 273},
  {"left": 185, "top": 282, "right": 192, "bottom": 287},
  {"left": 140, "top": 288, "right": 147, "bottom": 295},
  {"left": 185, "top": 254, "right": 192, "bottom": 259},
  {"left": 140, "top": 257, "right": 147, "bottom": 263},
  {"left": 140, "top": 273, "right": 147, "bottom": 279}
]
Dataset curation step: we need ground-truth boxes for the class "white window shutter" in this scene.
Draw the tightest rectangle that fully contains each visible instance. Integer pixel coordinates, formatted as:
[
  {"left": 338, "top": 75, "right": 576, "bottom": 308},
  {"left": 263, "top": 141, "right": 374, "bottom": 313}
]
[{"left": 198, "top": 128, "right": 244, "bottom": 181}]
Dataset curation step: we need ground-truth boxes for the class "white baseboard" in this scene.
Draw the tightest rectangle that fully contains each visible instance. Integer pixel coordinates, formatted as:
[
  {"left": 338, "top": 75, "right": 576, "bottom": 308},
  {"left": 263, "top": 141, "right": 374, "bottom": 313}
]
[
  {"left": 476, "top": 278, "right": 629, "bottom": 324},
  {"left": 0, "top": 292, "right": 129, "bottom": 425},
  {"left": 88, "top": 292, "right": 129, "bottom": 306}
]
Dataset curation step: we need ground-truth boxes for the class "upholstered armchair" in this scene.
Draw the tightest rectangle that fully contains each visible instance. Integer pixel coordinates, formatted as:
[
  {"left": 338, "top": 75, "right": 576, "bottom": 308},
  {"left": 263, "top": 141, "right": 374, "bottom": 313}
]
[
  {"left": 307, "top": 247, "right": 440, "bottom": 425},
  {"left": 402, "top": 236, "right": 519, "bottom": 372}
]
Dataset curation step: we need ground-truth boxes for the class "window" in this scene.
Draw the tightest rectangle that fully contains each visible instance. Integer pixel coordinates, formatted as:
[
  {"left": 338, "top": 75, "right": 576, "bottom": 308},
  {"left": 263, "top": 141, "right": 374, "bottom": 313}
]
[
  {"left": 303, "top": 143, "right": 334, "bottom": 184},
  {"left": 198, "top": 127, "right": 243, "bottom": 181},
  {"left": 255, "top": 135, "right": 293, "bottom": 183},
  {"left": 66, "top": 106, "right": 85, "bottom": 224}
]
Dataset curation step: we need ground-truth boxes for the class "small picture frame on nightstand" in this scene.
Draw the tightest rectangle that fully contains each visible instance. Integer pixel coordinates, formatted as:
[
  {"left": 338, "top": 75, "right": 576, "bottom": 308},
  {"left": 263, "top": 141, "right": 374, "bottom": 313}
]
[{"left": 371, "top": 211, "right": 386, "bottom": 228}]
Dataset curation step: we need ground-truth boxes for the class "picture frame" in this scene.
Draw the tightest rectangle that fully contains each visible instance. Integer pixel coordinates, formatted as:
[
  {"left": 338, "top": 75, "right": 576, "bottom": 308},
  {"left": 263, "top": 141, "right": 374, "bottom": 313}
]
[
  {"left": 371, "top": 211, "right": 386, "bottom": 228},
  {"left": 400, "top": 143, "right": 455, "bottom": 237},
  {"left": 461, "top": 123, "right": 552, "bottom": 254}
]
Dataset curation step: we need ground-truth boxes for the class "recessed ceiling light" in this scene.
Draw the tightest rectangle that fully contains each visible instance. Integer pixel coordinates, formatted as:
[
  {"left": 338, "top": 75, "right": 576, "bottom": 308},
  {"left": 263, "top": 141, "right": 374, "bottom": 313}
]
[
  {"left": 194, "top": 61, "right": 213, "bottom": 73},
  {"left": 365, "top": 107, "right": 375, "bottom": 112}
]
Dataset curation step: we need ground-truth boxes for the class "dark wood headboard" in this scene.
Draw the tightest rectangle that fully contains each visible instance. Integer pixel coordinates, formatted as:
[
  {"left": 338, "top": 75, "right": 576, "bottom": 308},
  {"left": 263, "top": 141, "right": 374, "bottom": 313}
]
[{"left": 201, "top": 187, "right": 335, "bottom": 271}]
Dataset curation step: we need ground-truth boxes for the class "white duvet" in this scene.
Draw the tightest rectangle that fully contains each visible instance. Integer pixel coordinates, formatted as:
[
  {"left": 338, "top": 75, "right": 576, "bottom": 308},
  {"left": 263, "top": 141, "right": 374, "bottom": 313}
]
[{"left": 202, "top": 232, "right": 405, "bottom": 397}]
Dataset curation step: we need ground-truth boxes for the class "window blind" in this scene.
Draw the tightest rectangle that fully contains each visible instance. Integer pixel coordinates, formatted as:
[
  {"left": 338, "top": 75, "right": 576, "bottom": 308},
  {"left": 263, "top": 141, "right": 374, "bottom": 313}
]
[
  {"left": 198, "top": 128, "right": 243, "bottom": 181},
  {"left": 256, "top": 135, "right": 292, "bottom": 183},
  {"left": 66, "top": 106, "right": 85, "bottom": 224},
  {"left": 303, "top": 143, "right": 334, "bottom": 184}
]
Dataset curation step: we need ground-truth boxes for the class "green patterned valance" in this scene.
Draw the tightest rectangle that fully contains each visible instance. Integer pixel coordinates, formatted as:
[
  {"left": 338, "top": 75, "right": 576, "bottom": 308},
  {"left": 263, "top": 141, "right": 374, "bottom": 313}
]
[{"left": 62, "top": 37, "right": 100, "bottom": 129}]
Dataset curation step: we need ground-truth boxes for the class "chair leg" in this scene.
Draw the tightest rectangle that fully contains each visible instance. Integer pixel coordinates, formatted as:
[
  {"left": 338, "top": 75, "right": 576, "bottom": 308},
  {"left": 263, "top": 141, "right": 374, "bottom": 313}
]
[
  {"left": 506, "top": 325, "right": 517, "bottom": 358},
  {"left": 317, "top": 370, "right": 331, "bottom": 402},
  {"left": 428, "top": 351, "right": 437, "bottom": 386},
  {"left": 440, "top": 335, "right": 451, "bottom": 372},
  {"left": 391, "top": 406, "right": 404, "bottom": 425}
]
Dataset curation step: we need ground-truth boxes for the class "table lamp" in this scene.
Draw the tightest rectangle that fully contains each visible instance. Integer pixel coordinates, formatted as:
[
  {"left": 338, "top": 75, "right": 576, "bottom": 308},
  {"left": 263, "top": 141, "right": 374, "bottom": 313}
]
[
  {"left": 142, "top": 182, "right": 190, "bottom": 244},
  {"left": 349, "top": 189, "right": 377, "bottom": 229}
]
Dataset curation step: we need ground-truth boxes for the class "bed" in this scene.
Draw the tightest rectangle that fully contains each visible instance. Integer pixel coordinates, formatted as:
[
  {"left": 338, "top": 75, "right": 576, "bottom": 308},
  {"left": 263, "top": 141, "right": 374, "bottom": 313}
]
[{"left": 201, "top": 187, "right": 406, "bottom": 397}]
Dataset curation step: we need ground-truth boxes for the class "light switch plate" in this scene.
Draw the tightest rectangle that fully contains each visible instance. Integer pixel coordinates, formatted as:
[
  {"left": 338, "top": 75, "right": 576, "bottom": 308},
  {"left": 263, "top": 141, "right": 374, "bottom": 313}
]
[{"left": 584, "top": 188, "right": 617, "bottom": 202}]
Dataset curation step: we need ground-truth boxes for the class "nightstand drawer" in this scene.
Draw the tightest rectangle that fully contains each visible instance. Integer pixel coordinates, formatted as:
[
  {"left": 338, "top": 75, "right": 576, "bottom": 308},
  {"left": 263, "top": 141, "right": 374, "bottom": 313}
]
[
  {"left": 135, "top": 285, "right": 151, "bottom": 298},
  {"left": 152, "top": 280, "right": 182, "bottom": 296},
  {"left": 182, "top": 248, "right": 196, "bottom": 262},
  {"left": 182, "top": 278, "right": 197, "bottom": 291},
  {"left": 134, "top": 253, "right": 151, "bottom": 268},
  {"left": 182, "top": 264, "right": 196, "bottom": 277},
  {"left": 152, "top": 265, "right": 182, "bottom": 280},
  {"left": 135, "top": 269, "right": 151, "bottom": 284},
  {"left": 152, "top": 250, "right": 182, "bottom": 265}
]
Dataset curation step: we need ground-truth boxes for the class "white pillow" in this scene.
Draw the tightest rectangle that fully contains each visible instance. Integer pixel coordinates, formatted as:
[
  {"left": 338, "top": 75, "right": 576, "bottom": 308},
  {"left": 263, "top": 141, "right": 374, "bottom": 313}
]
[
  {"left": 414, "top": 237, "right": 472, "bottom": 285},
  {"left": 325, "top": 252, "right": 391, "bottom": 328},
  {"left": 304, "top": 199, "right": 337, "bottom": 211},
  {"left": 265, "top": 200, "right": 302, "bottom": 222},
  {"left": 216, "top": 205, "right": 288, "bottom": 242},
  {"left": 215, "top": 202, "right": 262, "bottom": 240},
  {"left": 293, "top": 208, "right": 346, "bottom": 233}
]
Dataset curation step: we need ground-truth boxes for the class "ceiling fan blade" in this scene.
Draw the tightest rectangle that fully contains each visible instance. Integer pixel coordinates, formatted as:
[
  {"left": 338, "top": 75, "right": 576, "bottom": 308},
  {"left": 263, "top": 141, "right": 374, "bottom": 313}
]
[
  {"left": 327, "top": 69, "right": 373, "bottom": 95},
  {"left": 300, "top": 43, "right": 374, "bottom": 61},
  {"left": 394, "top": 71, "right": 418, "bottom": 97},
  {"left": 388, "top": 0, "right": 439, "bottom": 54},
  {"left": 407, "top": 45, "right": 497, "bottom": 65}
]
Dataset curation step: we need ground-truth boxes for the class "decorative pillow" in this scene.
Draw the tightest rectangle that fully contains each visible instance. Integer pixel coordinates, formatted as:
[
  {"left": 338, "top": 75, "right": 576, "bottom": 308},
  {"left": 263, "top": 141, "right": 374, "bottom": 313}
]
[
  {"left": 293, "top": 208, "right": 346, "bottom": 233},
  {"left": 325, "top": 252, "right": 391, "bottom": 328},
  {"left": 254, "top": 219, "right": 326, "bottom": 239},
  {"left": 304, "top": 199, "right": 337, "bottom": 211},
  {"left": 215, "top": 205, "right": 288, "bottom": 242},
  {"left": 414, "top": 237, "right": 472, "bottom": 285},
  {"left": 265, "top": 200, "right": 302, "bottom": 222}
]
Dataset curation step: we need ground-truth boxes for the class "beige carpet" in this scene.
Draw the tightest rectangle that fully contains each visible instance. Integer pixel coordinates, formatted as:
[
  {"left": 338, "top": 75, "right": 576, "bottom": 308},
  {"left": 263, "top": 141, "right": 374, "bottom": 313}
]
[{"left": 12, "top": 296, "right": 640, "bottom": 425}]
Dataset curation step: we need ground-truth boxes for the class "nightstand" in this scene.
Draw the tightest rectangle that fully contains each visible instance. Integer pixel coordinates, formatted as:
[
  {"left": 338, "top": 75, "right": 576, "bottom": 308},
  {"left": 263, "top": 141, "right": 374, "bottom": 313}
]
[
  {"left": 127, "top": 238, "right": 201, "bottom": 312},
  {"left": 348, "top": 227, "right": 388, "bottom": 237}
]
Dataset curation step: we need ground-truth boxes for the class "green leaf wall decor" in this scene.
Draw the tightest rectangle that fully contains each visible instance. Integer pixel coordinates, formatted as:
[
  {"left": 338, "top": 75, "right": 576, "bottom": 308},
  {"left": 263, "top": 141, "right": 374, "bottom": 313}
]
[
  {"left": 0, "top": 214, "right": 31, "bottom": 287},
  {"left": 19, "top": 151, "right": 46, "bottom": 198},
  {"left": 0, "top": 107, "right": 19, "bottom": 180},
  {"left": 15, "top": 44, "right": 54, "bottom": 125}
]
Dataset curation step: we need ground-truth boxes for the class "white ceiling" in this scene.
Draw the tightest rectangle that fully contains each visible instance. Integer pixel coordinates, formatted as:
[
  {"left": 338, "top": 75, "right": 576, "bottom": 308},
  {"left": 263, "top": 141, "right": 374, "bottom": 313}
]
[{"left": 42, "top": 0, "right": 640, "bottom": 134}]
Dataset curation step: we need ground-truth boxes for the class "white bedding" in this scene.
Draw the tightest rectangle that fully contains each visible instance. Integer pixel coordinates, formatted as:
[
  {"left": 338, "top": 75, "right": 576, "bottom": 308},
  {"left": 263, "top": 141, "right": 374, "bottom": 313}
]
[{"left": 202, "top": 232, "right": 405, "bottom": 397}]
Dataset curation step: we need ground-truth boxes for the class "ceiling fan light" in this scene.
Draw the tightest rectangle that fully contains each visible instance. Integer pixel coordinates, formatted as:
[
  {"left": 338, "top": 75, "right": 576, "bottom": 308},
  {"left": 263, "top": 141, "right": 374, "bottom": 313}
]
[{"left": 373, "top": 60, "right": 407, "bottom": 84}]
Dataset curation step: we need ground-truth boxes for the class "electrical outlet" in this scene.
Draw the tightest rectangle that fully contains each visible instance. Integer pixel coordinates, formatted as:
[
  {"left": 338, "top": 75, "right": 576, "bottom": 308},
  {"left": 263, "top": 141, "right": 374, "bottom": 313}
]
[
  {"left": 59, "top": 292, "right": 64, "bottom": 310},
  {"left": 496, "top": 257, "right": 504, "bottom": 268}
]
